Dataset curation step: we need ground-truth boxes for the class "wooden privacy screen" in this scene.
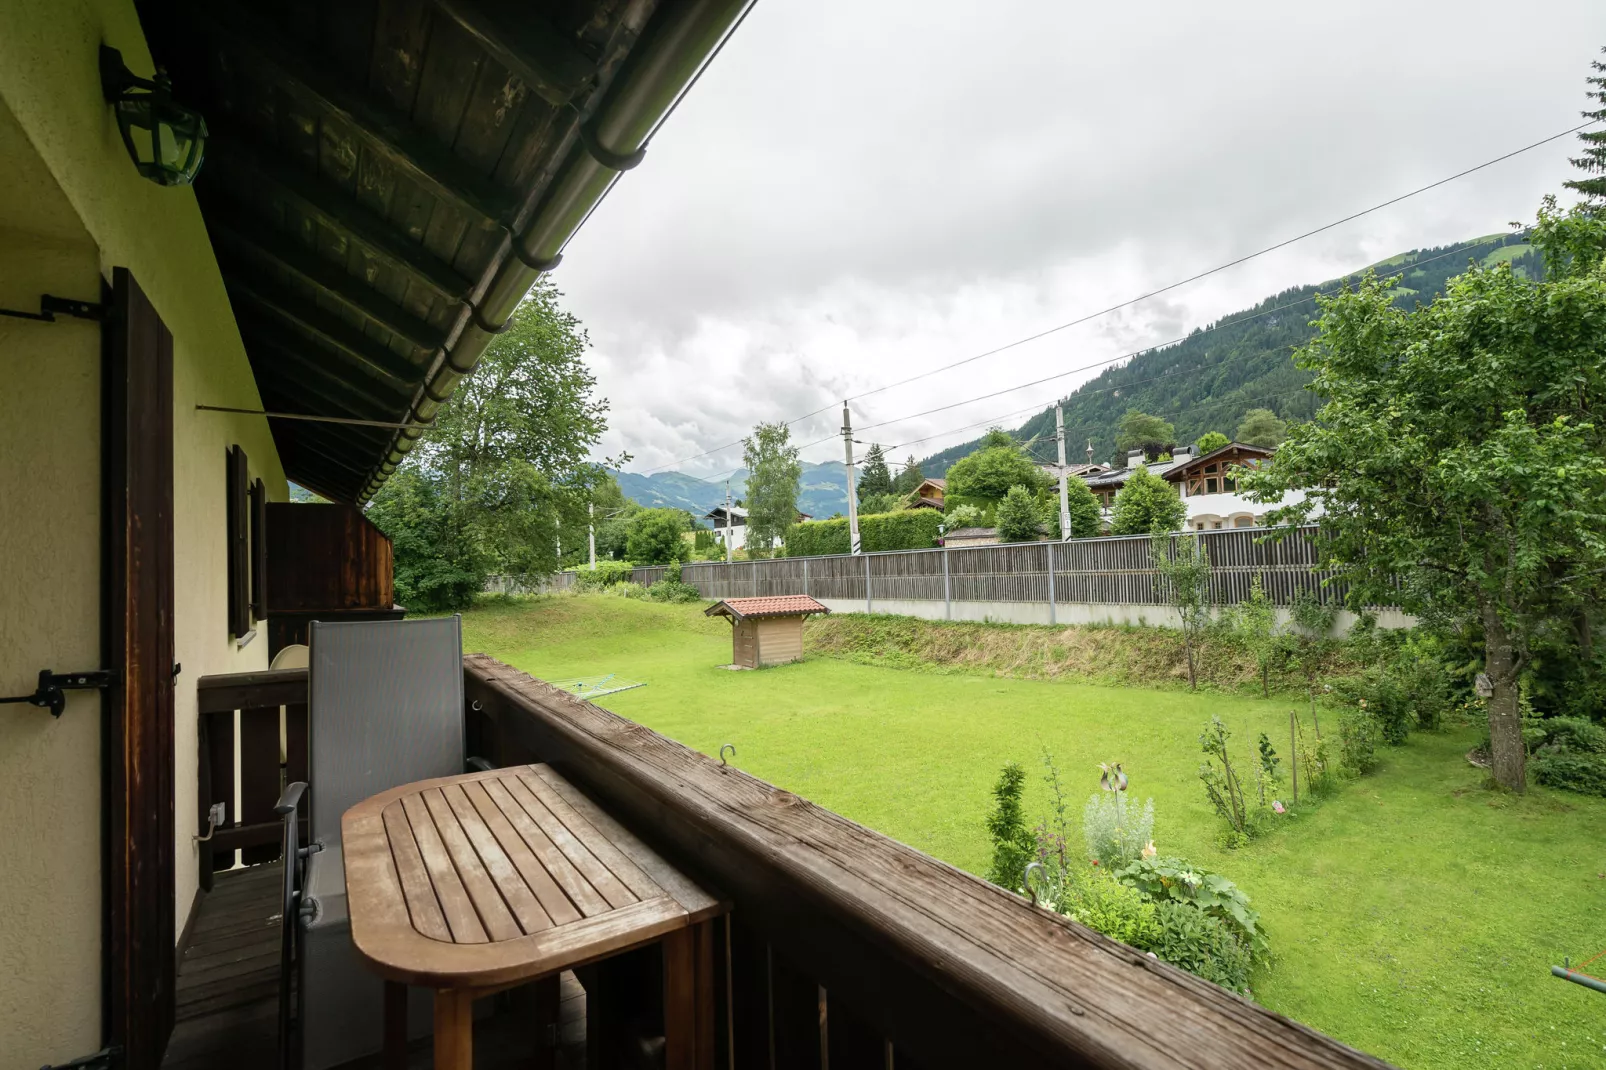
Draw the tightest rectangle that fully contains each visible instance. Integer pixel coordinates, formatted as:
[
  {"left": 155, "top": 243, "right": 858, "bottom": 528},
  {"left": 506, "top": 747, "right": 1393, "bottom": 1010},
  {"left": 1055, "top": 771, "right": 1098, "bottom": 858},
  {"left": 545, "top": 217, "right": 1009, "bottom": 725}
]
[
  {"left": 264, "top": 502, "right": 400, "bottom": 656},
  {"left": 105, "top": 267, "right": 178, "bottom": 1070}
]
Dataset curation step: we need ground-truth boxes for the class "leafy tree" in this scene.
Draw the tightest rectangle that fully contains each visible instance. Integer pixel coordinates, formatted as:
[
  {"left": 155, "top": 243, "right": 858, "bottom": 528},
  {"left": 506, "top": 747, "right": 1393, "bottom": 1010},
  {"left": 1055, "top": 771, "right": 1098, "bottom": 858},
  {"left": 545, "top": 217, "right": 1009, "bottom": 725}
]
[
  {"left": 626, "top": 508, "right": 689, "bottom": 565},
  {"left": 1196, "top": 431, "right": 1231, "bottom": 454},
  {"left": 1234, "top": 408, "right": 1286, "bottom": 448},
  {"left": 981, "top": 427, "right": 1014, "bottom": 449},
  {"left": 1563, "top": 47, "right": 1606, "bottom": 209},
  {"left": 945, "top": 446, "right": 1050, "bottom": 504},
  {"left": 1154, "top": 534, "right": 1213, "bottom": 690},
  {"left": 1110, "top": 466, "right": 1187, "bottom": 535},
  {"left": 1116, "top": 410, "right": 1176, "bottom": 457},
  {"left": 742, "top": 421, "right": 802, "bottom": 557},
  {"left": 996, "top": 485, "right": 1043, "bottom": 542},
  {"left": 1243, "top": 198, "right": 1606, "bottom": 791},
  {"left": 858, "top": 492, "right": 903, "bottom": 515},
  {"left": 858, "top": 443, "right": 893, "bottom": 502},
  {"left": 366, "top": 468, "right": 485, "bottom": 611},
  {"left": 893, "top": 455, "right": 926, "bottom": 495},
  {"left": 369, "top": 279, "right": 606, "bottom": 605}
]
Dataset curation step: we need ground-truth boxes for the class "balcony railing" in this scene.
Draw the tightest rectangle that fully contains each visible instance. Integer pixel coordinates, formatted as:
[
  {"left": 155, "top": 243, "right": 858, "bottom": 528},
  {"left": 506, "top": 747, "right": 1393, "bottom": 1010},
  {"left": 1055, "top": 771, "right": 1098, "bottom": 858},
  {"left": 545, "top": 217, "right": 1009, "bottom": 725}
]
[{"left": 187, "top": 655, "right": 1394, "bottom": 1068}]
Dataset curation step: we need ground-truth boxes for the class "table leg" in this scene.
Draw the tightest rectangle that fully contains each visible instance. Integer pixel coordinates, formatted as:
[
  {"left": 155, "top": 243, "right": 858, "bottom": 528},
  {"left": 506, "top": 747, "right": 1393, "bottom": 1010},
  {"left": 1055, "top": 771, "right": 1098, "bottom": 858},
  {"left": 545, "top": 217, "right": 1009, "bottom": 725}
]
[
  {"left": 434, "top": 988, "right": 474, "bottom": 1070},
  {"left": 383, "top": 982, "right": 407, "bottom": 1070},
  {"left": 515, "top": 974, "right": 561, "bottom": 1070},
  {"left": 663, "top": 922, "right": 716, "bottom": 1070}
]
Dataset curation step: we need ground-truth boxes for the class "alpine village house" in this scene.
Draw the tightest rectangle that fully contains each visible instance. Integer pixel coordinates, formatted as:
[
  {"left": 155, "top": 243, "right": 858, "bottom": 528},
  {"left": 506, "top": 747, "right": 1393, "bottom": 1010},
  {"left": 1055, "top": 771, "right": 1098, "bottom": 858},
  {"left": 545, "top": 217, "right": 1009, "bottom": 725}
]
[{"left": 1, "top": 3, "right": 1381, "bottom": 1069}]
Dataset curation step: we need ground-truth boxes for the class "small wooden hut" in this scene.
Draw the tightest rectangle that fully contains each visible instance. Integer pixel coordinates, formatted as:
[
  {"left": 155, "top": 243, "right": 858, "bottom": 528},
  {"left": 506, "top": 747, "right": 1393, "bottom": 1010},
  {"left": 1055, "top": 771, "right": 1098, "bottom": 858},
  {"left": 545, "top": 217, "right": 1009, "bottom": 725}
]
[{"left": 705, "top": 595, "right": 829, "bottom": 668}]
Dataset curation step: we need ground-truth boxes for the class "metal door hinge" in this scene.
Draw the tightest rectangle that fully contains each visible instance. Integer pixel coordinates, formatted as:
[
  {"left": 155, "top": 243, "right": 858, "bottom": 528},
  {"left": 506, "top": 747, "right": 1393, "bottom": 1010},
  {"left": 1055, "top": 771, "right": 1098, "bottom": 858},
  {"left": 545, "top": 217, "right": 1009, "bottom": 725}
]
[
  {"left": 1, "top": 669, "right": 117, "bottom": 718},
  {"left": 0, "top": 294, "right": 107, "bottom": 323}
]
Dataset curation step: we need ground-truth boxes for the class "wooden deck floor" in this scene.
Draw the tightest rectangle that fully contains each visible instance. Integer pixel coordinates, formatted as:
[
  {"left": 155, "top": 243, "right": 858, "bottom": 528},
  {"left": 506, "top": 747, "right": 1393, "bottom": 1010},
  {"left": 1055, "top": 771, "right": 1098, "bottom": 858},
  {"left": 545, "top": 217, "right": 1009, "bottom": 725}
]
[{"left": 163, "top": 862, "right": 586, "bottom": 1069}]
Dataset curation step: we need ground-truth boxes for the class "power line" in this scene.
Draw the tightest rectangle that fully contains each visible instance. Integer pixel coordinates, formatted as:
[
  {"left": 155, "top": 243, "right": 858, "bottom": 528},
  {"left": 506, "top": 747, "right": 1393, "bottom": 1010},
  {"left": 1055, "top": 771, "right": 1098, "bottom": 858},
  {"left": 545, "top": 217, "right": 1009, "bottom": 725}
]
[{"left": 632, "top": 120, "right": 1592, "bottom": 476}]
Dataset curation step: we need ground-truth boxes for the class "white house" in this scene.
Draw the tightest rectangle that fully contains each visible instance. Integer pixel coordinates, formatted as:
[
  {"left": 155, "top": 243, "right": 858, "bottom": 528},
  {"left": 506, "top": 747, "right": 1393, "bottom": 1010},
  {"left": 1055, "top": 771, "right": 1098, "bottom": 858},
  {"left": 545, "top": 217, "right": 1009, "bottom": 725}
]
[{"left": 1080, "top": 443, "right": 1313, "bottom": 531}]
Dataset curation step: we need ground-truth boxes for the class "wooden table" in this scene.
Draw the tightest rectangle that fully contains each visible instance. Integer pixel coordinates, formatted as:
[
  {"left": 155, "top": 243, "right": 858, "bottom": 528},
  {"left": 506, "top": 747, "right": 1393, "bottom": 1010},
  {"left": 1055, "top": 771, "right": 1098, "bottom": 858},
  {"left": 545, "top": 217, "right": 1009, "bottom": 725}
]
[{"left": 342, "top": 763, "right": 727, "bottom": 1069}]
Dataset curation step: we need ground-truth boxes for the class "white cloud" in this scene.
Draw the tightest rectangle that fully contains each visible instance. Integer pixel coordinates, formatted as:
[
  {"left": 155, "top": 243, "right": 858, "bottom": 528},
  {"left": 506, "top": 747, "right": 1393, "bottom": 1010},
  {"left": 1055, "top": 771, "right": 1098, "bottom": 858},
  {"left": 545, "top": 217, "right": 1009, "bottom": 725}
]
[{"left": 553, "top": 0, "right": 1605, "bottom": 479}]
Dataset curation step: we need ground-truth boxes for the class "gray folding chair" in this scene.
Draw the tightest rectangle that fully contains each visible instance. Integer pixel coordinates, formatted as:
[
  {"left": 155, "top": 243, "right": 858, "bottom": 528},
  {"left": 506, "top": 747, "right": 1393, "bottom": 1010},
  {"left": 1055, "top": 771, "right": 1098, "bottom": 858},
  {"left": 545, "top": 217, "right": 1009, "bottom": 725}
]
[{"left": 275, "top": 615, "right": 488, "bottom": 1070}]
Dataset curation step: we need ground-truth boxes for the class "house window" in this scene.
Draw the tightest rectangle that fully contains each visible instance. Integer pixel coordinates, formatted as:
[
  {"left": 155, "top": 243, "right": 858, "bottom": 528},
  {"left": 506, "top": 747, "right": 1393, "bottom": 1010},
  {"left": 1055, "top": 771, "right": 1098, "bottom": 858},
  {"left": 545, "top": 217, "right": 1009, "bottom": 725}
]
[
  {"left": 226, "top": 445, "right": 267, "bottom": 644},
  {"left": 1234, "top": 516, "right": 1254, "bottom": 528},
  {"left": 1205, "top": 477, "right": 1219, "bottom": 494}
]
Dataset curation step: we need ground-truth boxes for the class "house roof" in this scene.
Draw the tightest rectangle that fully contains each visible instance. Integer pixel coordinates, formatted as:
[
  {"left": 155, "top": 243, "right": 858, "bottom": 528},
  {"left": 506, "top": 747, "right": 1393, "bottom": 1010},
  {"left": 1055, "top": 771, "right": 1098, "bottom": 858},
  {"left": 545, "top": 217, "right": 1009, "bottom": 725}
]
[
  {"left": 704, "top": 595, "right": 829, "bottom": 621},
  {"left": 141, "top": 0, "right": 748, "bottom": 503},
  {"left": 1162, "top": 442, "right": 1273, "bottom": 480},
  {"left": 1083, "top": 458, "right": 1185, "bottom": 489},
  {"left": 913, "top": 477, "right": 946, "bottom": 491}
]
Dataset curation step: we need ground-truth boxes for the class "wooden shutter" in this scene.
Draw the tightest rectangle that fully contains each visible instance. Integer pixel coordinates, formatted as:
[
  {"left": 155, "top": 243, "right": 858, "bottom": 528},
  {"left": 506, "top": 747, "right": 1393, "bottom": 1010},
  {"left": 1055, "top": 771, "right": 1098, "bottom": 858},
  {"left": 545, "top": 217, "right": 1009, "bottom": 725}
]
[
  {"left": 226, "top": 445, "right": 250, "bottom": 637},
  {"left": 249, "top": 477, "right": 267, "bottom": 619},
  {"left": 104, "top": 266, "right": 177, "bottom": 1070}
]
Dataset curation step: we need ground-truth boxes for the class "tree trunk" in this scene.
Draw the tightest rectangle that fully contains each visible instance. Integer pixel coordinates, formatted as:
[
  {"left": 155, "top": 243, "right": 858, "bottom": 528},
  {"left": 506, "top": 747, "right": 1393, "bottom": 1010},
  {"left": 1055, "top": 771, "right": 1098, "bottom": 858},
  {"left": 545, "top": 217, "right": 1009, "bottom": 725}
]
[
  {"left": 1480, "top": 599, "right": 1526, "bottom": 792},
  {"left": 1184, "top": 629, "right": 1197, "bottom": 690},
  {"left": 1261, "top": 665, "right": 1269, "bottom": 699}
]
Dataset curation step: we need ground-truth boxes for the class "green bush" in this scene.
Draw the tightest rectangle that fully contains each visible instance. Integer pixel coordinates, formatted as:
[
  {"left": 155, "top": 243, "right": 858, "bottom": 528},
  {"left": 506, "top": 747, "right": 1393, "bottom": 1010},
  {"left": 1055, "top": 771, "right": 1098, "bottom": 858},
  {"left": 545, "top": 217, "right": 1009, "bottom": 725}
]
[
  {"left": 1057, "top": 869, "right": 1159, "bottom": 948},
  {"left": 574, "top": 560, "right": 635, "bottom": 589},
  {"left": 995, "top": 484, "right": 1042, "bottom": 543},
  {"left": 626, "top": 508, "right": 689, "bottom": 565},
  {"left": 783, "top": 509, "right": 943, "bottom": 557},
  {"left": 1332, "top": 669, "right": 1411, "bottom": 744},
  {"left": 645, "top": 579, "right": 702, "bottom": 603},
  {"left": 1541, "top": 715, "right": 1606, "bottom": 754},
  {"left": 1114, "top": 856, "right": 1265, "bottom": 954},
  {"left": 605, "top": 581, "right": 646, "bottom": 599},
  {"left": 1338, "top": 708, "right": 1379, "bottom": 775},
  {"left": 1150, "top": 901, "right": 1254, "bottom": 995},
  {"left": 1531, "top": 749, "right": 1606, "bottom": 796}
]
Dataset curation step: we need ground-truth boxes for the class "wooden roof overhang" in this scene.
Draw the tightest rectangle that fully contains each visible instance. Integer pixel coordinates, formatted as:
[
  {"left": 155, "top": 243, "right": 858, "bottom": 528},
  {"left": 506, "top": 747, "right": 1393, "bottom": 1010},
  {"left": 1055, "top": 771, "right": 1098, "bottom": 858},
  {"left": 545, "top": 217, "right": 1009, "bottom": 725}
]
[{"left": 138, "top": 0, "right": 750, "bottom": 503}]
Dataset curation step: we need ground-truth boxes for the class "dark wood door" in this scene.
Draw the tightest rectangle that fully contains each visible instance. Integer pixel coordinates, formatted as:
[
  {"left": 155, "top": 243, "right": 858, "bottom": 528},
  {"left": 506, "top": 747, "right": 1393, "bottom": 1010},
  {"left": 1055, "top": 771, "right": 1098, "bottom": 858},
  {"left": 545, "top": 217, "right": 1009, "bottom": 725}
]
[{"left": 104, "top": 266, "right": 176, "bottom": 1070}]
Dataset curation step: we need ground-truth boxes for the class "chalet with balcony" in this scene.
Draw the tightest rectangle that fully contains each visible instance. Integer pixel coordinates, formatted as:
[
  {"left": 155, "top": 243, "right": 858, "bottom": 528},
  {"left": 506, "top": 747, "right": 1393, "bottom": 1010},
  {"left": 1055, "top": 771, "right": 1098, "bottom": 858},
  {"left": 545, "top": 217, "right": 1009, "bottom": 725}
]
[{"left": 2, "top": 3, "right": 1382, "bottom": 1069}]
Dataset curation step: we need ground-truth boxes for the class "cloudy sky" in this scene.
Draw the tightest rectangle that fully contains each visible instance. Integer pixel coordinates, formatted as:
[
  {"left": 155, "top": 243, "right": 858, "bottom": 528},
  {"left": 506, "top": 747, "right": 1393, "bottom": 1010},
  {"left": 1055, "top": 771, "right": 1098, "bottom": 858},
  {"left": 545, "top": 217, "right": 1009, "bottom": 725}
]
[{"left": 556, "top": 0, "right": 1606, "bottom": 481}]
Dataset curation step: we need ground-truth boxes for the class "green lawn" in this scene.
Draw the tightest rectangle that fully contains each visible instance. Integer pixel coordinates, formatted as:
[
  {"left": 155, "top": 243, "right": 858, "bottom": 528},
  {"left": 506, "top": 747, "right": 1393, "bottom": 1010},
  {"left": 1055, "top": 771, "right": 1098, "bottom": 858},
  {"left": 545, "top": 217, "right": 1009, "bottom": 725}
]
[{"left": 462, "top": 594, "right": 1606, "bottom": 1070}]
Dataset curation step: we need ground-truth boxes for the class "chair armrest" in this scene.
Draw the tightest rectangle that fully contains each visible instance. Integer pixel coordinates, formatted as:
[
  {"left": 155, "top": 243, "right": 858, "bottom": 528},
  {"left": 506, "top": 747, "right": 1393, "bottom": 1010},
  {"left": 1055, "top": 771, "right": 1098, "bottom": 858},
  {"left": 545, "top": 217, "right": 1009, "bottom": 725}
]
[
  {"left": 275, "top": 780, "right": 308, "bottom": 816},
  {"left": 466, "top": 756, "right": 496, "bottom": 772}
]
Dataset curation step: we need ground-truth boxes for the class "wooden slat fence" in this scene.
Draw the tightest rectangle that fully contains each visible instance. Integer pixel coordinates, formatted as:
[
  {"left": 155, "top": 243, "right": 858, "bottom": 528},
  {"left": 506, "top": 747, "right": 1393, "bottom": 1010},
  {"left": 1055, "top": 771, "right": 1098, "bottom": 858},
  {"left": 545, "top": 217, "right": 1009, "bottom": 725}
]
[{"left": 678, "top": 525, "right": 1344, "bottom": 608}]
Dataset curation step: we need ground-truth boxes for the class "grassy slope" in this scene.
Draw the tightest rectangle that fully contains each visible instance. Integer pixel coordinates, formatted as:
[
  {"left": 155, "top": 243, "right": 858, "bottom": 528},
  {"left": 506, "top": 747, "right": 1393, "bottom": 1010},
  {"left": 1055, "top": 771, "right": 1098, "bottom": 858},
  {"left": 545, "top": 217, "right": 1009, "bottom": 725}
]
[{"left": 463, "top": 595, "right": 1606, "bottom": 1070}]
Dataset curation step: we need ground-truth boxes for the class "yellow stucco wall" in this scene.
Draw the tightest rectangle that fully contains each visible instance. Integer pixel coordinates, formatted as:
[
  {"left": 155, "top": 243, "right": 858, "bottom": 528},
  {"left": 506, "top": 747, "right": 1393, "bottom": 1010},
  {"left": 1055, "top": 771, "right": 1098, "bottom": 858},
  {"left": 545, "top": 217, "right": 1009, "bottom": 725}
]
[{"left": 0, "top": 2, "right": 288, "bottom": 1063}]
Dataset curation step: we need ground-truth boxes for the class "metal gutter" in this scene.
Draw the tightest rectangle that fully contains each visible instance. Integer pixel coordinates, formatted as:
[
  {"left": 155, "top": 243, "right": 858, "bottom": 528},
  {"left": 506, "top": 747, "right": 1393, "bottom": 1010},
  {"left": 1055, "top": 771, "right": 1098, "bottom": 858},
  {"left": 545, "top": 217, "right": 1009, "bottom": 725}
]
[{"left": 359, "top": 0, "right": 753, "bottom": 502}]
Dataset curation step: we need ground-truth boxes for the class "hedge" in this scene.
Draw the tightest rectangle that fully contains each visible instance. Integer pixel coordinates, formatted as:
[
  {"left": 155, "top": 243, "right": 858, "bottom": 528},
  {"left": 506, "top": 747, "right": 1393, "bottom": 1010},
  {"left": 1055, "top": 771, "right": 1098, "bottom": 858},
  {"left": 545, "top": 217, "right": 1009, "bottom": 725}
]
[{"left": 782, "top": 509, "right": 943, "bottom": 557}]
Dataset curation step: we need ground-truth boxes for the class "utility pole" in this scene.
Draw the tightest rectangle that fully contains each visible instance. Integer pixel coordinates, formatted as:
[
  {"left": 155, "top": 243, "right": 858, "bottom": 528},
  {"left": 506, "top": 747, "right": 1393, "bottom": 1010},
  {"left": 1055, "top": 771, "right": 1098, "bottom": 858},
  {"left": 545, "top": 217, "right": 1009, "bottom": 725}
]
[
  {"left": 588, "top": 501, "right": 596, "bottom": 569},
  {"left": 724, "top": 480, "right": 733, "bottom": 564},
  {"left": 1086, "top": 440, "right": 1095, "bottom": 466},
  {"left": 1055, "top": 404, "right": 1072, "bottom": 542},
  {"left": 843, "top": 402, "right": 862, "bottom": 555}
]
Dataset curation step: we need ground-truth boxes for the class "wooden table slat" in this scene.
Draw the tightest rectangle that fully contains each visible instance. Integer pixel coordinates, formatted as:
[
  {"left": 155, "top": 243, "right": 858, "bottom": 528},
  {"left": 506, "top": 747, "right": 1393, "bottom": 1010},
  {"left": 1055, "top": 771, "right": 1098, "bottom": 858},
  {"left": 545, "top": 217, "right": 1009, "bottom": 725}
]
[
  {"left": 381, "top": 802, "right": 452, "bottom": 942},
  {"left": 421, "top": 787, "right": 523, "bottom": 942},
  {"left": 441, "top": 782, "right": 554, "bottom": 935},
  {"left": 521, "top": 766, "right": 665, "bottom": 903},
  {"left": 482, "top": 777, "right": 613, "bottom": 918},
  {"left": 506, "top": 773, "right": 638, "bottom": 910},
  {"left": 462, "top": 779, "right": 584, "bottom": 927},
  {"left": 399, "top": 793, "right": 488, "bottom": 944}
]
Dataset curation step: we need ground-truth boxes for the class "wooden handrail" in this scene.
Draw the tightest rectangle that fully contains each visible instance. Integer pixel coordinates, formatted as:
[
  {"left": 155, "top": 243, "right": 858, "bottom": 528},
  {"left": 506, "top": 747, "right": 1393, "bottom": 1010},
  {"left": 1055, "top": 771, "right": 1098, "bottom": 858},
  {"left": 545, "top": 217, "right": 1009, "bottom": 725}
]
[
  {"left": 196, "top": 666, "right": 307, "bottom": 713},
  {"left": 463, "top": 653, "right": 1393, "bottom": 1069}
]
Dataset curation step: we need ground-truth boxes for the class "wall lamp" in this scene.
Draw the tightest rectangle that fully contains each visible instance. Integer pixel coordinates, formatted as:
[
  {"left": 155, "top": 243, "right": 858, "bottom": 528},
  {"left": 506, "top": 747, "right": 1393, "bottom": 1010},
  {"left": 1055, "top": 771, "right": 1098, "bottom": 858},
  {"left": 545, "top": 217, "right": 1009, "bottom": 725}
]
[{"left": 99, "top": 44, "right": 207, "bottom": 186}]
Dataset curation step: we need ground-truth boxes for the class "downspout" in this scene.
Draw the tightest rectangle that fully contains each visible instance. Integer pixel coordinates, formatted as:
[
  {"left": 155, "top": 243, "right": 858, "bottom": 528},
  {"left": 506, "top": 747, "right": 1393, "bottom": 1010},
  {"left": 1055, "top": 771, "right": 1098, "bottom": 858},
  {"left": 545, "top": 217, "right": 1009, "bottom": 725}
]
[{"left": 359, "top": 0, "right": 754, "bottom": 502}]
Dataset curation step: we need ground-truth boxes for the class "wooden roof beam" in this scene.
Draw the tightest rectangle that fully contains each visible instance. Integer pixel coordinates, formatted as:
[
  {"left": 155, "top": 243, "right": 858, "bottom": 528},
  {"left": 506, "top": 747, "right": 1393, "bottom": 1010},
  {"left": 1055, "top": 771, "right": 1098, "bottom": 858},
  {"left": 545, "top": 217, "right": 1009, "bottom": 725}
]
[
  {"left": 197, "top": 5, "right": 521, "bottom": 227},
  {"left": 210, "top": 132, "right": 476, "bottom": 301},
  {"left": 224, "top": 272, "right": 426, "bottom": 389},
  {"left": 429, "top": 0, "right": 599, "bottom": 106},
  {"left": 244, "top": 334, "right": 413, "bottom": 421},
  {"left": 208, "top": 213, "right": 448, "bottom": 354}
]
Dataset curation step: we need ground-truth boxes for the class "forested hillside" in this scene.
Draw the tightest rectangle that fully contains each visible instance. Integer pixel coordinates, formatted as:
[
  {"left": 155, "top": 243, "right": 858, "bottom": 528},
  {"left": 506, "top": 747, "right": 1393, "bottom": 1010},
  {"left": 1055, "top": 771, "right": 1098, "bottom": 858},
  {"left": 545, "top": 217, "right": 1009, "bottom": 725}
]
[{"left": 915, "top": 233, "right": 1542, "bottom": 474}]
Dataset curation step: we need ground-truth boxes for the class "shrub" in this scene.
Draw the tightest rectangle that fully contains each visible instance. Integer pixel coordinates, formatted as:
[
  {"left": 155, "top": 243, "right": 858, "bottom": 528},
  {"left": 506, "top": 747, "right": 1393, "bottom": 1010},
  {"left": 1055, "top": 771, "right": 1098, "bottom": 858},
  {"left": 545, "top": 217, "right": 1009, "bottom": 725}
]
[
  {"left": 1332, "top": 668, "right": 1411, "bottom": 744},
  {"left": 575, "top": 560, "right": 636, "bottom": 589},
  {"left": 1198, "top": 717, "right": 1254, "bottom": 843},
  {"left": 1541, "top": 715, "right": 1606, "bottom": 754},
  {"left": 861, "top": 509, "right": 943, "bottom": 551},
  {"left": 995, "top": 485, "right": 1043, "bottom": 543},
  {"left": 605, "top": 581, "right": 646, "bottom": 599},
  {"left": 1338, "top": 708, "right": 1378, "bottom": 776},
  {"left": 944, "top": 502, "right": 984, "bottom": 529},
  {"left": 1083, "top": 789, "right": 1155, "bottom": 868},
  {"left": 1531, "top": 750, "right": 1606, "bottom": 796},
  {"left": 693, "top": 528, "right": 716, "bottom": 552},
  {"left": 626, "top": 508, "right": 689, "bottom": 565},
  {"left": 1056, "top": 868, "right": 1160, "bottom": 948},
  {"left": 1114, "top": 856, "right": 1266, "bottom": 955},
  {"left": 985, "top": 763, "right": 1035, "bottom": 891},
  {"left": 1150, "top": 901, "right": 1254, "bottom": 995}
]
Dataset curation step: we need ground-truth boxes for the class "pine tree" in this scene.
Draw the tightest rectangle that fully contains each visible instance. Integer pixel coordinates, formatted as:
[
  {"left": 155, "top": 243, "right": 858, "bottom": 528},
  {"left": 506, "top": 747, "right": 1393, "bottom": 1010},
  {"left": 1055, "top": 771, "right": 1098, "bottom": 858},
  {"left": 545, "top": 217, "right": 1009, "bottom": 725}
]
[
  {"left": 893, "top": 455, "right": 925, "bottom": 495},
  {"left": 857, "top": 442, "right": 893, "bottom": 502},
  {"left": 1564, "top": 48, "right": 1606, "bottom": 209},
  {"left": 1236, "top": 408, "right": 1287, "bottom": 448}
]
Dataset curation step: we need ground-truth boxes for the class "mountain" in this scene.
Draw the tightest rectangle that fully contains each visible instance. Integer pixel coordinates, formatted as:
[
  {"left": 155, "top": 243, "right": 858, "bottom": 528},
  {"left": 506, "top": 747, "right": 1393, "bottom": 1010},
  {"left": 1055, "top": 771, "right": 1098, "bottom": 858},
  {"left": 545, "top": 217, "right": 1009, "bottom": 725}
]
[
  {"left": 614, "top": 460, "right": 852, "bottom": 520},
  {"left": 912, "top": 233, "right": 1544, "bottom": 476}
]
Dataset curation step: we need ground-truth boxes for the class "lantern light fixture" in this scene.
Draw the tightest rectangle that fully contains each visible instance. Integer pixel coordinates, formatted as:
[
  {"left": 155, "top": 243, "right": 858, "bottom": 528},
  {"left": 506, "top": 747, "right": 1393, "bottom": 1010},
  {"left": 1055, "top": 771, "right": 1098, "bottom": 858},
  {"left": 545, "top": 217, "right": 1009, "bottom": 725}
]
[{"left": 99, "top": 45, "right": 208, "bottom": 187}]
